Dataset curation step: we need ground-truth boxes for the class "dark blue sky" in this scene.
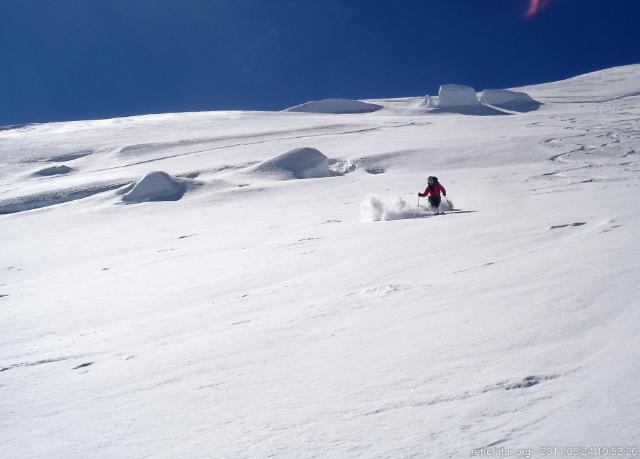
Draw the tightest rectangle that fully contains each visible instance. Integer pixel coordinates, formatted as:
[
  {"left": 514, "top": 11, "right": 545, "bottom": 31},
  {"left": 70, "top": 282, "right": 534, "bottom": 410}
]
[{"left": 1, "top": 0, "right": 639, "bottom": 125}]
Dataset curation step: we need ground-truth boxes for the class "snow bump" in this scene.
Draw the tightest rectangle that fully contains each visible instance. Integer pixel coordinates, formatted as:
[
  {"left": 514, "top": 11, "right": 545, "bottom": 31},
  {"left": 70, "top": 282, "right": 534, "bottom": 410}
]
[
  {"left": 250, "top": 147, "right": 333, "bottom": 180},
  {"left": 33, "top": 165, "right": 74, "bottom": 177},
  {"left": 285, "top": 98, "right": 382, "bottom": 114},
  {"left": 480, "top": 89, "right": 541, "bottom": 112},
  {"left": 426, "top": 84, "right": 480, "bottom": 108},
  {"left": 122, "top": 171, "right": 187, "bottom": 203}
]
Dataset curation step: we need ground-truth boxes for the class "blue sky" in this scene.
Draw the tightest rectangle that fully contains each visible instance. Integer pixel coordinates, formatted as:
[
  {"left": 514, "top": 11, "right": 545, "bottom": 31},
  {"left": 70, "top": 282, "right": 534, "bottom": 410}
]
[{"left": 1, "top": 0, "right": 639, "bottom": 125}]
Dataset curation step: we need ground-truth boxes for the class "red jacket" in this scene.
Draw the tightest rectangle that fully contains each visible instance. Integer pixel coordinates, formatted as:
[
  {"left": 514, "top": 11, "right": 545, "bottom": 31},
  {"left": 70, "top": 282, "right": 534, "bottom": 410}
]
[{"left": 421, "top": 183, "right": 446, "bottom": 197}]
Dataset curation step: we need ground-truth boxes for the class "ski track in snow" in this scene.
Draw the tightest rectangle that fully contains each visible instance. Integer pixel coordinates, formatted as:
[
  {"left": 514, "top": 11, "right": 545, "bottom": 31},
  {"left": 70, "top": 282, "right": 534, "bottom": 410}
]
[
  {"left": 88, "top": 121, "right": 419, "bottom": 173},
  {"left": 1, "top": 65, "right": 640, "bottom": 458}
]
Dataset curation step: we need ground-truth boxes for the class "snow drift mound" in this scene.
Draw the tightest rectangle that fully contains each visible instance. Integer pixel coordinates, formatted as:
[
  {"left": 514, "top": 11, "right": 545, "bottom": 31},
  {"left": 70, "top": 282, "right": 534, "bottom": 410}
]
[
  {"left": 250, "top": 148, "right": 332, "bottom": 179},
  {"left": 480, "top": 89, "right": 541, "bottom": 111},
  {"left": 33, "top": 165, "right": 73, "bottom": 177},
  {"left": 285, "top": 98, "right": 382, "bottom": 114},
  {"left": 425, "top": 84, "right": 479, "bottom": 108},
  {"left": 122, "top": 171, "right": 187, "bottom": 203}
]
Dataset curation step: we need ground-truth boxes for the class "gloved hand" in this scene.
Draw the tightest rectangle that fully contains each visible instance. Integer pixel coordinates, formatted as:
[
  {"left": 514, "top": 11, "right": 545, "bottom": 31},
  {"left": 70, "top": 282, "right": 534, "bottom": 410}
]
[{"left": 418, "top": 193, "right": 424, "bottom": 197}]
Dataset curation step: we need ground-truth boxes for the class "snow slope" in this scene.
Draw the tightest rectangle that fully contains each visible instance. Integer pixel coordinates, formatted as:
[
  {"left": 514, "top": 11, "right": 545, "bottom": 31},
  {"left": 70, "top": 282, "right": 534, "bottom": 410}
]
[
  {"left": 517, "top": 64, "right": 640, "bottom": 103},
  {"left": 1, "top": 64, "right": 640, "bottom": 458}
]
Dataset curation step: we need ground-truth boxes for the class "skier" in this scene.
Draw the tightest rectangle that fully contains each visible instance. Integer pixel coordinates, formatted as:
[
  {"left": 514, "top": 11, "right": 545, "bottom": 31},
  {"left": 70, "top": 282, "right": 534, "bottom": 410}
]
[{"left": 418, "top": 176, "right": 447, "bottom": 215}]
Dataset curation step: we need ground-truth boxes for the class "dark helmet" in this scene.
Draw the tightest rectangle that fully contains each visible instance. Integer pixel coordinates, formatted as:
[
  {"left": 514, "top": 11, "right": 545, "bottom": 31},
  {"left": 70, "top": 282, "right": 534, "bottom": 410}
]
[{"left": 427, "top": 176, "right": 438, "bottom": 186}]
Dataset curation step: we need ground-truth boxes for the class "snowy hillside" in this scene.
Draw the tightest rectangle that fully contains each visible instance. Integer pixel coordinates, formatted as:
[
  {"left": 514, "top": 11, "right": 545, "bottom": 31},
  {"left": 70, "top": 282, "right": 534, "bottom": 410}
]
[{"left": 1, "top": 64, "right": 640, "bottom": 458}]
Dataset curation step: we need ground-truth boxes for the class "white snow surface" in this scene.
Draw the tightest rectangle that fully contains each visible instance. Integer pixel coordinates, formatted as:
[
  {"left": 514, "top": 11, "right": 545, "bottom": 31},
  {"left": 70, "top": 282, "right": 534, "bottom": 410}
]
[
  {"left": 1, "top": 64, "right": 640, "bottom": 458},
  {"left": 285, "top": 98, "right": 383, "bottom": 114}
]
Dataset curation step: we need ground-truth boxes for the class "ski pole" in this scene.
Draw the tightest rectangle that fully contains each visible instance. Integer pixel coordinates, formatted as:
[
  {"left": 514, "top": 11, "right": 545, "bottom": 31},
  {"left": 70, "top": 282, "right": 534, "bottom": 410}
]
[
  {"left": 417, "top": 194, "right": 420, "bottom": 207},
  {"left": 444, "top": 196, "right": 452, "bottom": 210}
]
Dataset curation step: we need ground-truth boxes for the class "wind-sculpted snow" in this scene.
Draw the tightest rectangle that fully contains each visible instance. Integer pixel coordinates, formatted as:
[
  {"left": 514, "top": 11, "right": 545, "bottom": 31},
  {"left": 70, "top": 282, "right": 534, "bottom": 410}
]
[
  {"left": 424, "top": 84, "right": 513, "bottom": 115},
  {"left": 285, "top": 98, "right": 382, "bottom": 114},
  {"left": 480, "top": 89, "right": 541, "bottom": 112},
  {"left": 46, "top": 150, "right": 93, "bottom": 162},
  {"left": 32, "top": 165, "right": 74, "bottom": 177},
  {"left": 122, "top": 171, "right": 188, "bottom": 203},
  {"left": 0, "top": 182, "right": 127, "bottom": 214},
  {"left": 250, "top": 147, "right": 333, "bottom": 179},
  {"left": 425, "top": 84, "right": 480, "bottom": 108},
  {"left": 424, "top": 85, "right": 541, "bottom": 114}
]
